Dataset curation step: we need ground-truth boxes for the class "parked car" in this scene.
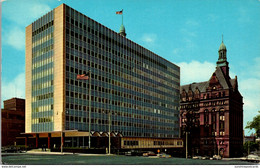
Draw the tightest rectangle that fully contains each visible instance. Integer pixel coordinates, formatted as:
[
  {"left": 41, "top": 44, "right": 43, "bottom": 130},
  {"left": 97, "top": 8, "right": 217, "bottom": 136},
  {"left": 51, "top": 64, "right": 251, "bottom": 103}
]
[
  {"left": 247, "top": 154, "right": 260, "bottom": 163},
  {"left": 192, "top": 156, "right": 201, "bottom": 159},
  {"left": 201, "top": 156, "right": 210, "bottom": 160},
  {"left": 158, "top": 153, "right": 171, "bottom": 158},
  {"left": 212, "top": 155, "right": 221, "bottom": 160},
  {"left": 125, "top": 150, "right": 143, "bottom": 156},
  {"left": 143, "top": 151, "right": 157, "bottom": 157}
]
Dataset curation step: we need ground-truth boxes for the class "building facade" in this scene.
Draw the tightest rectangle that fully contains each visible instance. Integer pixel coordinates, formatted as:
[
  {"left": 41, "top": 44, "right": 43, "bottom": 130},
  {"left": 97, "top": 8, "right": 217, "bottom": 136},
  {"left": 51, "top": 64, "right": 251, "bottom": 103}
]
[
  {"left": 180, "top": 41, "right": 243, "bottom": 158},
  {"left": 25, "top": 4, "right": 182, "bottom": 150},
  {"left": 1, "top": 98, "right": 25, "bottom": 146}
]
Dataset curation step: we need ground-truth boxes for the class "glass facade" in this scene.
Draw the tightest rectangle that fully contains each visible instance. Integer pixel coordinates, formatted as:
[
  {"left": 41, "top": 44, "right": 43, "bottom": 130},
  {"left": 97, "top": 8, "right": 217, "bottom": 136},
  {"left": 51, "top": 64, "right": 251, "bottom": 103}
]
[
  {"left": 63, "top": 5, "right": 180, "bottom": 138},
  {"left": 31, "top": 11, "right": 54, "bottom": 132},
  {"left": 29, "top": 4, "right": 180, "bottom": 138}
]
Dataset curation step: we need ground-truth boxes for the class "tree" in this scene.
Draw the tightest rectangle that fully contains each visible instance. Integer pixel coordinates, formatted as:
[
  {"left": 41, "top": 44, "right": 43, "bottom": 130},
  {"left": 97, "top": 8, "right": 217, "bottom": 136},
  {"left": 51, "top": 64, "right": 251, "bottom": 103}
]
[
  {"left": 243, "top": 141, "right": 259, "bottom": 155},
  {"left": 246, "top": 111, "right": 260, "bottom": 137}
]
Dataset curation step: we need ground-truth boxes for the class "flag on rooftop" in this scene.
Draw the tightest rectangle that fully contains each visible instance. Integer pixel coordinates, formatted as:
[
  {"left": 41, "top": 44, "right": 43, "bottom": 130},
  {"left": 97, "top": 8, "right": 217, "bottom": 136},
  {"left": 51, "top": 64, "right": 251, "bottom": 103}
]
[{"left": 116, "top": 9, "right": 123, "bottom": 15}]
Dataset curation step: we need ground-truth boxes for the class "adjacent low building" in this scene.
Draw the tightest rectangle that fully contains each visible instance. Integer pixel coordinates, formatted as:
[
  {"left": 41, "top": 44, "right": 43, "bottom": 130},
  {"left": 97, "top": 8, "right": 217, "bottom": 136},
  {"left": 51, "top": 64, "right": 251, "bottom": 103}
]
[
  {"left": 1, "top": 98, "right": 25, "bottom": 146},
  {"left": 180, "top": 41, "right": 243, "bottom": 158}
]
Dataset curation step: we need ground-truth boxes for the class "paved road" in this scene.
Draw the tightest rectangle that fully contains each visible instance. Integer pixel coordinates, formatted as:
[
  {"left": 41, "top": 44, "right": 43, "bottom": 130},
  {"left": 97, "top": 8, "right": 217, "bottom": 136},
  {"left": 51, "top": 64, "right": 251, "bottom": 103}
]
[{"left": 1, "top": 153, "right": 256, "bottom": 165}]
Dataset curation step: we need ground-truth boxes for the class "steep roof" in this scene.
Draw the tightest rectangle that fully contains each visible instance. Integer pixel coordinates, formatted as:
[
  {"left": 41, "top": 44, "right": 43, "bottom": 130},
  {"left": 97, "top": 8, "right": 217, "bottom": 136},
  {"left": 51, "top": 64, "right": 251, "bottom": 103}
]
[{"left": 181, "top": 66, "right": 235, "bottom": 92}]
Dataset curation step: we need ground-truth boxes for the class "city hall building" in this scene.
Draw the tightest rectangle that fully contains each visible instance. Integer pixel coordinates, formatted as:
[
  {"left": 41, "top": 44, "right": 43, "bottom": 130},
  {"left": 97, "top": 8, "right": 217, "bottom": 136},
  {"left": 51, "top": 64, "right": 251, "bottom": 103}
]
[
  {"left": 25, "top": 4, "right": 182, "bottom": 152},
  {"left": 180, "top": 41, "right": 243, "bottom": 158}
]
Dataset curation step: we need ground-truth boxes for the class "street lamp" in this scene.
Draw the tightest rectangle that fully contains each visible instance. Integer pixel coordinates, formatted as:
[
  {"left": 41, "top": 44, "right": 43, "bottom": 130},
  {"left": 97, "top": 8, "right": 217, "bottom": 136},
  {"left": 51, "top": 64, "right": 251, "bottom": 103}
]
[{"left": 108, "top": 110, "right": 111, "bottom": 155}]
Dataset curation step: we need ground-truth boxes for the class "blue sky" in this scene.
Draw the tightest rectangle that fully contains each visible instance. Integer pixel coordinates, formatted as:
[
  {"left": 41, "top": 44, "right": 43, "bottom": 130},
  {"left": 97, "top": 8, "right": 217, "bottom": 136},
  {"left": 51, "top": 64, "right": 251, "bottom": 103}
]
[{"left": 1, "top": 0, "right": 260, "bottom": 135}]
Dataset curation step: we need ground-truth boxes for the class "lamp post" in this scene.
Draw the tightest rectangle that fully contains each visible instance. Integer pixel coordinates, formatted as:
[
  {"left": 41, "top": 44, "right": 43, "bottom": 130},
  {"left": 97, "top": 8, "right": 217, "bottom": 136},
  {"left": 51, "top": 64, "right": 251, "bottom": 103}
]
[
  {"left": 108, "top": 110, "right": 111, "bottom": 155},
  {"left": 88, "top": 70, "right": 91, "bottom": 149}
]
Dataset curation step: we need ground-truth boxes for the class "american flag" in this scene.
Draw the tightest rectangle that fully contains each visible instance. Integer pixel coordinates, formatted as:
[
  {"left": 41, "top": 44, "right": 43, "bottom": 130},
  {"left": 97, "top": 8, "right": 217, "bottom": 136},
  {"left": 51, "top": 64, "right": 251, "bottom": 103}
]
[
  {"left": 116, "top": 10, "right": 123, "bottom": 15},
  {"left": 77, "top": 74, "right": 89, "bottom": 80}
]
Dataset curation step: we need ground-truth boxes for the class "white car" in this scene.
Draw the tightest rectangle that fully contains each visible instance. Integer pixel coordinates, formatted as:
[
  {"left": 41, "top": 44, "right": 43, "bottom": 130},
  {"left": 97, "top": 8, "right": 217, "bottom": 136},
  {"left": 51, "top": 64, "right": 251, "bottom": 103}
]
[
  {"left": 247, "top": 154, "right": 260, "bottom": 163},
  {"left": 212, "top": 155, "right": 221, "bottom": 160}
]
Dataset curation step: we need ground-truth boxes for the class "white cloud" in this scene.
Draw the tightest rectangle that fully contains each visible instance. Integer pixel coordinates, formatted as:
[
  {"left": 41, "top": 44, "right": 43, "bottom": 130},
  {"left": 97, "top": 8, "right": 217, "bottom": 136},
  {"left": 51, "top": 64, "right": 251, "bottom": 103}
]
[
  {"left": 207, "top": 14, "right": 218, "bottom": 22},
  {"left": 239, "top": 78, "right": 260, "bottom": 130},
  {"left": 177, "top": 61, "right": 215, "bottom": 85},
  {"left": 185, "top": 20, "right": 199, "bottom": 27},
  {"left": 173, "top": 48, "right": 182, "bottom": 56},
  {"left": 141, "top": 33, "right": 157, "bottom": 44},
  {"left": 3, "top": 27, "right": 25, "bottom": 50},
  {"left": 2, "top": 1, "right": 51, "bottom": 50},
  {"left": 1, "top": 73, "right": 25, "bottom": 102},
  {"left": 3, "top": 0, "right": 51, "bottom": 26},
  {"left": 238, "top": 8, "right": 252, "bottom": 23},
  {"left": 180, "top": 28, "right": 197, "bottom": 37}
]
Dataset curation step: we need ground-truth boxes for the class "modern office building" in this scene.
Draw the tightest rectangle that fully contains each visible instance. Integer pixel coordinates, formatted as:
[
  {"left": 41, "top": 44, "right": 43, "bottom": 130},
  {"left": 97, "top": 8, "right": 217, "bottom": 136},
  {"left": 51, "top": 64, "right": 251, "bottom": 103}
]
[
  {"left": 25, "top": 4, "right": 182, "bottom": 151},
  {"left": 180, "top": 40, "right": 243, "bottom": 158},
  {"left": 1, "top": 98, "right": 25, "bottom": 146}
]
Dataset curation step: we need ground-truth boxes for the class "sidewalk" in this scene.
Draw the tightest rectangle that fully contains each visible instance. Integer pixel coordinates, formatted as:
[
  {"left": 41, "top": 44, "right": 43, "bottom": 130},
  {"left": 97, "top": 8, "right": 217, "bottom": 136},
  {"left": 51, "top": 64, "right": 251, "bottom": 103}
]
[{"left": 25, "top": 149, "right": 112, "bottom": 156}]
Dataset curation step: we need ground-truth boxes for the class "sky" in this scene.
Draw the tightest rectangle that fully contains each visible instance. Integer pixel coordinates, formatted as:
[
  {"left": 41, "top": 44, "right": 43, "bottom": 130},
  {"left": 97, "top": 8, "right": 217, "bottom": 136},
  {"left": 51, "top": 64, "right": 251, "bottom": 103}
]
[{"left": 1, "top": 0, "right": 260, "bottom": 135}]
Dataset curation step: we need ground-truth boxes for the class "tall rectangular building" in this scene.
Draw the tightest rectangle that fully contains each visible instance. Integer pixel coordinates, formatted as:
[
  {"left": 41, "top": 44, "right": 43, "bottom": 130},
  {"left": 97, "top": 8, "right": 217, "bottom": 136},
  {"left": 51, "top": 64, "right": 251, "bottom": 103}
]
[{"left": 25, "top": 4, "right": 181, "bottom": 149}]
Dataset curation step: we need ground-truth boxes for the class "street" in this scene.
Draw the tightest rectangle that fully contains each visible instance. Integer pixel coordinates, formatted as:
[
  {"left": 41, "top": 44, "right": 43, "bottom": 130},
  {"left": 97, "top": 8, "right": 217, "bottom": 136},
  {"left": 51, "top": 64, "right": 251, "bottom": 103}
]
[{"left": 1, "top": 153, "right": 256, "bottom": 165}]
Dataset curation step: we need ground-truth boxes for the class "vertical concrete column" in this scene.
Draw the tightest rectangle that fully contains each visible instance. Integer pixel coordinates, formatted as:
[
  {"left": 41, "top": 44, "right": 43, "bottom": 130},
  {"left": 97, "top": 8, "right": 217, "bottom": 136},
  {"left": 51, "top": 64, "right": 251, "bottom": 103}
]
[
  {"left": 62, "top": 132, "right": 65, "bottom": 147},
  {"left": 36, "top": 134, "right": 39, "bottom": 148},
  {"left": 25, "top": 136, "right": 28, "bottom": 147},
  {"left": 48, "top": 133, "right": 51, "bottom": 149}
]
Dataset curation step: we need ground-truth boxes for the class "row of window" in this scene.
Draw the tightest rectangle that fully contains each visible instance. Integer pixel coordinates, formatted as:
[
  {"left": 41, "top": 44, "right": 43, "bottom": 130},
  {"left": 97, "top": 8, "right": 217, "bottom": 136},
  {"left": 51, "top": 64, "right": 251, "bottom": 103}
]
[
  {"left": 32, "top": 80, "right": 53, "bottom": 93},
  {"left": 32, "top": 104, "right": 53, "bottom": 113},
  {"left": 65, "top": 42, "right": 178, "bottom": 89},
  {"left": 65, "top": 18, "right": 169, "bottom": 71},
  {"left": 181, "top": 90, "right": 227, "bottom": 101},
  {"left": 32, "top": 32, "right": 53, "bottom": 49},
  {"left": 203, "top": 101, "right": 226, "bottom": 107},
  {"left": 66, "top": 71, "right": 175, "bottom": 103},
  {"left": 124, "top": 140, "right": 138, "bottom": 146},
  {"left": 123, "top": 140, "right": 182, "bottom": 147},
  {"left": 32, "top": 44, "right": 54, "bottom": 58},
  {"left": 65, "top": 104, "right": 176, "bottom": 122},
  {"left": 32, "top": 20, "right": 54, "bottom": 36},
  {"left": 66, "top": 99, "right": 176, "bottom": 118},
  {"left": 66, "top": 87, "right": 173, "bottom": 109},
  {"left": 66, "top": 116, "right": 175, "bottom": 132}
]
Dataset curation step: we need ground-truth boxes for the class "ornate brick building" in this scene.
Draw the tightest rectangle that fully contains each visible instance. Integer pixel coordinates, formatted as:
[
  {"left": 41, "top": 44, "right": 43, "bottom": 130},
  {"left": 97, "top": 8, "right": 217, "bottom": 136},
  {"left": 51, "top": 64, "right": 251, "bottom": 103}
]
[{"left": 180, "top": 40, "right": 243, "bottom": 158}]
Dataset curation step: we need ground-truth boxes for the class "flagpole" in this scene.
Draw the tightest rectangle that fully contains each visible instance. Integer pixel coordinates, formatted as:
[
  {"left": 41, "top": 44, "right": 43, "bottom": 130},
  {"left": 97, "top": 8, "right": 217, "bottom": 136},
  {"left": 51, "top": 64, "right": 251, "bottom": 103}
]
[
  {"left": 88, "top": 70, "right": 91, "bottom": 149},
  {"left": 122, "top": 9, "right": 123, "bottom": 25}
]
